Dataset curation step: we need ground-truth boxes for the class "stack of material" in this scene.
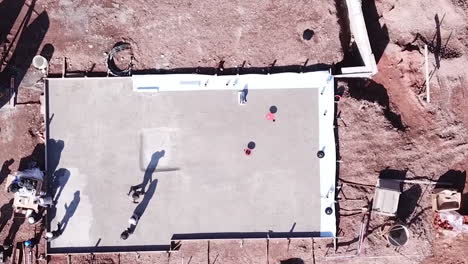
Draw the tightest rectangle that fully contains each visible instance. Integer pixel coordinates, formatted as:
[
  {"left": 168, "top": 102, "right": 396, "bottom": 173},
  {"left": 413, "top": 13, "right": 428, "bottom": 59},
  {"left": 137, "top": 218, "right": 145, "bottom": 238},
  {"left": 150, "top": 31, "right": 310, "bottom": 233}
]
[
  {"left": 372, "top": 179, "right": 402, "bottom": 216},
  {"left": 4, "top": 168, "right": 44, "bottom": 215}
]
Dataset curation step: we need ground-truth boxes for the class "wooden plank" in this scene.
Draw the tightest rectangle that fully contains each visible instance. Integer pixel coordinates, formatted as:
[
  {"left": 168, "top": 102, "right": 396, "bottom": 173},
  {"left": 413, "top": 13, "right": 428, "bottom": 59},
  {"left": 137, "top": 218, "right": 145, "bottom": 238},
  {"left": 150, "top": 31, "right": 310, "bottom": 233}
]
[{"left": 425, "top": 44, "right": 430, "bottom": 103}]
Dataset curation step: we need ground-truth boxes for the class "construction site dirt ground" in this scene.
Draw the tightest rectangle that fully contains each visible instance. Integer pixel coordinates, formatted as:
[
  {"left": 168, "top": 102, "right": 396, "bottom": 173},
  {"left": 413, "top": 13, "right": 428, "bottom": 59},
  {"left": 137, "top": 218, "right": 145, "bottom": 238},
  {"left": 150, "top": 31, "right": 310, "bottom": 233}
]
[{"left": 2, "top": 0, "right": 468, "bottom": 263}]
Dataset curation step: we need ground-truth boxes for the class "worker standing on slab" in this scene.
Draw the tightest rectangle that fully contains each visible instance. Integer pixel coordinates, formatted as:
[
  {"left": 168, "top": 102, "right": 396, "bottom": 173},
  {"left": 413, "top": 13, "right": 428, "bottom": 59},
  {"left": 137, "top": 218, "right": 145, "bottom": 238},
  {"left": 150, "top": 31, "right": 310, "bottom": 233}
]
[
  {"left": 127, "top": 188, "right": 143, "bottom": 204},
  {"left": 128, "top": 213, "right": 139, "bottom": 227},
  {"left": 120, "top": 214, "right": 140, "bottom": 240},
  {"left": 120, "top": 230, "right": 130, "bottom": 240}
]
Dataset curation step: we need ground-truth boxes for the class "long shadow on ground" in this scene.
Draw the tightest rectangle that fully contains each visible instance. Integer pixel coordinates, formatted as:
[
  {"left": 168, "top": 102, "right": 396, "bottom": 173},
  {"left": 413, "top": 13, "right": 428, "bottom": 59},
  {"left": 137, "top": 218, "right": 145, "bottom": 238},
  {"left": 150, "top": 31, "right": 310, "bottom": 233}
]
[
  {"left": 0, "top": 0, "right": 49, "bottom": 109},
  {"left": 0, "top": 0, "right": 26, "bottom": 46},
  {"left": 347, "top": 79, "right": 406, "bottom": 131}
]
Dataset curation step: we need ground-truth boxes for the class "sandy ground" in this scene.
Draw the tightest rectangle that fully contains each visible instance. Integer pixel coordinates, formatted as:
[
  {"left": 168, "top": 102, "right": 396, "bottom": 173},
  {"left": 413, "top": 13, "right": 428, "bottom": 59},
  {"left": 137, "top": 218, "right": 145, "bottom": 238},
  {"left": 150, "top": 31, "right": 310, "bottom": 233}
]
[
  {"left": 334, "top": 0, "right": 468, "bottom": 263},
  {"left": 1, "top": 0, "right": 468, "bottom": 263},
  {"left": 0, "top": 88, "right": 46, "bottom": 263},
  {"left": 1, "top": 0, "right": 344, "bottom": 74}
]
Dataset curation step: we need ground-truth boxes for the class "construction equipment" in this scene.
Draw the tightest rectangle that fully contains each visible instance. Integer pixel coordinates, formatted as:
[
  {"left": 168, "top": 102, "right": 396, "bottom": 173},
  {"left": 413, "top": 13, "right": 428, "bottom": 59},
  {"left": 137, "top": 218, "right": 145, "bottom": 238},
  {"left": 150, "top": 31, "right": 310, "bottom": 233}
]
[{"left": 4, "top": 167, "right": 44, "bottom": 215}]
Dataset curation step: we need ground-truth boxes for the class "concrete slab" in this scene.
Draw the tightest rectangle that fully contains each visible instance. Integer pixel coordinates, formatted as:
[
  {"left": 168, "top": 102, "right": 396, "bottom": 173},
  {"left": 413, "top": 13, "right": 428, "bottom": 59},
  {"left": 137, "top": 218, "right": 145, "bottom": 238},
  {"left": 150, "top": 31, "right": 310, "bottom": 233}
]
[{"left": 45, "top": 72, "right": 336, "bottom": 253}]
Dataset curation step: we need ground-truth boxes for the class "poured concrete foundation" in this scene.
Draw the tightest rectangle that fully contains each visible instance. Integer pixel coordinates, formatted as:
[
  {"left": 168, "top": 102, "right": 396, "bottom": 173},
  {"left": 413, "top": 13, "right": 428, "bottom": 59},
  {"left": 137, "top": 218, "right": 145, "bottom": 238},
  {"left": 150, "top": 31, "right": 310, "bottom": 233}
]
[{"left": 45, "top": 72, "right": 336, "bottom": 253}]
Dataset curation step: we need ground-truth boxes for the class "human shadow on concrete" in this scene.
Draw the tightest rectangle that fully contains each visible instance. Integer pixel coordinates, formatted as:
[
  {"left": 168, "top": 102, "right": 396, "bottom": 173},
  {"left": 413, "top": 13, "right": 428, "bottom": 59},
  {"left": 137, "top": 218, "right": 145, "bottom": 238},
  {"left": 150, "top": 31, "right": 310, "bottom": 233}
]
[
  {"left": 0, "top": 0, "right": 49, "bottom": 108},
  {"left": 47, "top": 168, "right": 71, "bottom": 223},
  {"left": 45, "top": 139, "right": 66, "bottom": 226},
  {"left": 130, "top": 150, "right": 164, "bottom": 193},
  {"left": 58, "top": 190, "right": 80, "bottom": 234},
  {"left": 45, "top": 139, "right": 64, "bottom": 178},
  {"left": 348, "top": 79, "right": 406, "bottom": 131},
  {"left": 0, "top": 159, "right": 14, "bottom": 186},
  {"left": 0, "top": 199, "right": 13, "bottom": 232},
  {"left": 51, "top": 168, "right": 70, "bottom": 204}
]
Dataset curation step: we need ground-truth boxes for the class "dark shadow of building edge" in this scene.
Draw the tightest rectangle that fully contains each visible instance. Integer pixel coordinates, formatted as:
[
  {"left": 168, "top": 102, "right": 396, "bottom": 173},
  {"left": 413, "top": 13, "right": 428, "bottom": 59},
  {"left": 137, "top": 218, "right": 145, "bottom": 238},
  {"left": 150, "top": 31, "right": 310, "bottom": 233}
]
[
  {"left": 172, "top": 231, "right": 321, "bottom": 240},
  {"left": 47, "top": 244, "right": 170, "bottom": 254},
  {"left": 46, "top": 231, "right": 325, "bottom": 253},
  {"left": 45, "top": 63, "right": 334, "bottom": 80}
]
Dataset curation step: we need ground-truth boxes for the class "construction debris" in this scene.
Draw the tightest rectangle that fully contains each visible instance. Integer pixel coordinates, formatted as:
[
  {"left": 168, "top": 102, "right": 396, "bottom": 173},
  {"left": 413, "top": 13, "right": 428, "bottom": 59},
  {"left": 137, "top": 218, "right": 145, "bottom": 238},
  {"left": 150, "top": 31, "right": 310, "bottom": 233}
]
[
  {"left": 431, "top": 188, "right": 462, "bottom": 212},
  {"left": 372, "top": 179, "right": 402, "bottom": 216},
  {"left": 106, "top": 42, "right": 133, "bottom": 77},
  {"left": 434, "top": 211, "right": 468, "bottom": 236}
]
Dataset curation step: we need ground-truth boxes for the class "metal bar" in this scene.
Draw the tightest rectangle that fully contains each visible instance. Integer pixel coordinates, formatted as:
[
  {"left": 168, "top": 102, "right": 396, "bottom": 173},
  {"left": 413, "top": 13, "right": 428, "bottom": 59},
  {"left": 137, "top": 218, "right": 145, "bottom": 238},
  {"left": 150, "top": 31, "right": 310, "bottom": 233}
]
[
  {"left": 325, "top": 254, "right": 428, "bottom": 259},
  {"left": 425, "top": 44, "right": 430, "bottom": 103},
  {"left": 62, "top": 57, "right": 66, "bottom": 78},
  {"left": 393, "top": 179, "right": 451, "bottom": 185}
]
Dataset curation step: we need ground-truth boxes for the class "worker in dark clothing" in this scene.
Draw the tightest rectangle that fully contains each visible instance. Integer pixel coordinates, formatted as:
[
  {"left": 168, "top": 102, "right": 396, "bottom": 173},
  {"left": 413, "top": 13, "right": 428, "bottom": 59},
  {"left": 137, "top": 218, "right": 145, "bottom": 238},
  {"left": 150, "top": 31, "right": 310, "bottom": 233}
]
[
  {"left": 44, "top": 223, "right": 62, "bottom": 242},
  {"left": 120, "top": 214, "right": 139, "bottom": 240},
  {"left": 120, "top": 229, "right": 130, "bottom": 240},
  {"left": 127, "top": 187, "right": 143, "bottom": 204}
]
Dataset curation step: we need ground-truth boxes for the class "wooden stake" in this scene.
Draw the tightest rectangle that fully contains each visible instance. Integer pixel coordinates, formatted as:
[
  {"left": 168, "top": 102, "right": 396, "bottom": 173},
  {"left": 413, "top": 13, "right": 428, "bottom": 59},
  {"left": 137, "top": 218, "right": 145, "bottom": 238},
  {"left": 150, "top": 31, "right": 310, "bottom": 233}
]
[
  {"left": 62, "top": 57, "right": 66, "bottom": 78},
  {"left": 425, "top": 44, "right": 430, "bottom": 103},
  {"left": 356, "top": 211, "right": 368, "bottom": 255},
  {"left": 9, "top": 76, "right": 15, "bottom": 106}
]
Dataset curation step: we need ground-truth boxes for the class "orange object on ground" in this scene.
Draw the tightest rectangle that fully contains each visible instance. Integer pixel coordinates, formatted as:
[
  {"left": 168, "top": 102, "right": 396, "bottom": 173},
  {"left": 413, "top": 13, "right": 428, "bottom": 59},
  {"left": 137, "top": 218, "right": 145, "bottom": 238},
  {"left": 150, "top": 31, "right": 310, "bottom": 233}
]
[{"left": 266, "top": 113, "right": 275, "bottom": 121}]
